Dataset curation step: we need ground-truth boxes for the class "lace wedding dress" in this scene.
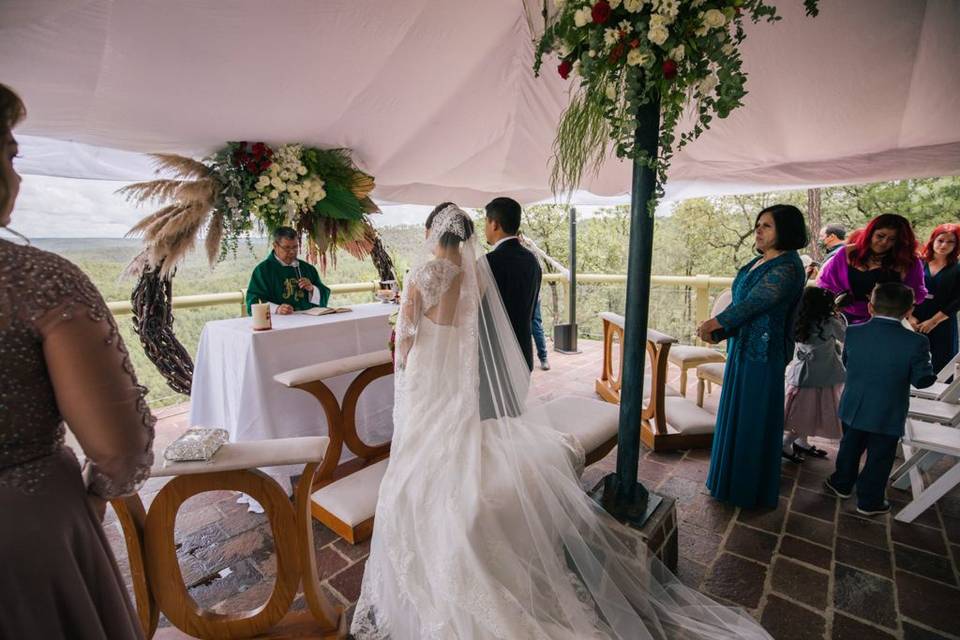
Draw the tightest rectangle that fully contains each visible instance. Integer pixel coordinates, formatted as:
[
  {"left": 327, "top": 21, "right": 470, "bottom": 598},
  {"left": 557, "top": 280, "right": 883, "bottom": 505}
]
[{"left": 351, "top": 206, "right": 771, "bottom": 639}]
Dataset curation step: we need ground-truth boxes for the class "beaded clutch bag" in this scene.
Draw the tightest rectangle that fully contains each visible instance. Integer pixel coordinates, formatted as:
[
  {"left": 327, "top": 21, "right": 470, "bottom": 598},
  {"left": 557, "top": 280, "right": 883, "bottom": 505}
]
[{"left": 163, "top": 427, "right": 229, "bottom": 463}]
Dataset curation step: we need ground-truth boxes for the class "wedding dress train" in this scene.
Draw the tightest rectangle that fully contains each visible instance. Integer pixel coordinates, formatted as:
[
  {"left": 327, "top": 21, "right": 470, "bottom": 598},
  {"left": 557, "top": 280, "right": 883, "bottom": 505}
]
[{"left": 351, "top": 206, "right": 770, "bottom": 640}]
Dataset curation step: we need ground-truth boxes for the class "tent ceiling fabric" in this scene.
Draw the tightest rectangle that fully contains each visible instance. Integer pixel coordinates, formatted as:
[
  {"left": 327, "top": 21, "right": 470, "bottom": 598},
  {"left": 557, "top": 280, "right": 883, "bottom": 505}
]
[{"left": 1, "top": 0, "right": 958, "bottom": 206}]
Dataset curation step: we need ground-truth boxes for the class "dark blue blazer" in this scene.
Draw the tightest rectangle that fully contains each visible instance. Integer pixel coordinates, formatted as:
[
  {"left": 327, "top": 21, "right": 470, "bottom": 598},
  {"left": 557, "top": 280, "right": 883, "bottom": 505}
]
[{"left": 839, "top": 317, "right": 937, "bottom": 436}]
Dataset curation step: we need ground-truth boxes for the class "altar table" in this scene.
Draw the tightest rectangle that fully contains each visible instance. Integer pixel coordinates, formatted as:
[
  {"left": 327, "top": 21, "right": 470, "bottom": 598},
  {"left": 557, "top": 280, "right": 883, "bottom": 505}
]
[{"left": 189, "top": 303, "right": 396, "bottom": 490}]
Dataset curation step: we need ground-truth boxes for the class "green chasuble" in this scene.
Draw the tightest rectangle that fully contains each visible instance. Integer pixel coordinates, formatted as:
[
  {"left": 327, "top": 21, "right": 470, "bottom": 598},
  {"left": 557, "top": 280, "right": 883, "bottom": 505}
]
[{"left": 245, "top": 253, "right": 331, "bottom": 313}]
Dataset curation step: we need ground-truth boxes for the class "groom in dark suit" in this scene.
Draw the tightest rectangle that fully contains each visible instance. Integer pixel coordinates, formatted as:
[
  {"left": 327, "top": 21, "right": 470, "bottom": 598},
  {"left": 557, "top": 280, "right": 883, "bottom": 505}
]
[{"left": 483, "top": 197, "right": 542, "bottom": 371}]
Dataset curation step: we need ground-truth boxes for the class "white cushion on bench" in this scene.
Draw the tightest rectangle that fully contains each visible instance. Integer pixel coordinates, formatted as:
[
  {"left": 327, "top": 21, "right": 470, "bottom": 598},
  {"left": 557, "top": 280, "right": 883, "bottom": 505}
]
[
  {"left": 311, "top": 458, "right": 390, "bottom": 527},
  {"left": 153, "top": 436, "right": 329, "bottom": 478},
  {"left": 525, "top": 396, "right": 620, "bottom": 455},
  {"left": 668, "top": 345, "right": 725, "bottom": 367},
  {"left": 909, "top": 397, "right": 960, "bottom": 426},
  {"left": 697, "top": 362, "right": 725, "bottom": 384},
  {"left": 274, "top": 350, "right": 392, "bottom": 387},
  {"left": 664, "top": 397, "right": 717, "bottom": 435}
]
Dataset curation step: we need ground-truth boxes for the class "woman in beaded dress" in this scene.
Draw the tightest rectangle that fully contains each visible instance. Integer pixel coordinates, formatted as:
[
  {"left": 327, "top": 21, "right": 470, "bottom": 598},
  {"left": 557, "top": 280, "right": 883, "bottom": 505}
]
[
  {"left": 697, "top": 205, "right": 808, "bottom": 509},
  {"left": 0, "top": 84, "right": 154, "bottom": 639}
]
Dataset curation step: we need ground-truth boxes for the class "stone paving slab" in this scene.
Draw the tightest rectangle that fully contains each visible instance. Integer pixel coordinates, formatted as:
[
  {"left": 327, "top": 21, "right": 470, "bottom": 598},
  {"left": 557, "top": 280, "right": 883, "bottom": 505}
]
[{"left": 104, "top": 339, "right": 960, "bottom": 639}]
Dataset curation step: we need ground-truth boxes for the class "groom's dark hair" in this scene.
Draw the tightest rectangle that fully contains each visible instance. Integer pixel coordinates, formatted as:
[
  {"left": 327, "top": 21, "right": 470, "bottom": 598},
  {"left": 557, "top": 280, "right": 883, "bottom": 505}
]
[{"left": 485, "top": 197, "right": 522, "bottom": 235}]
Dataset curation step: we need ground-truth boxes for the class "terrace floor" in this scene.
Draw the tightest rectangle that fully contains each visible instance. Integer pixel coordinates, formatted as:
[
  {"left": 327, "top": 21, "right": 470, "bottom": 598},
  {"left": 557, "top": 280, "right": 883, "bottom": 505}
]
[{"left": 103, "top": 339, "right": 960, "bottom": 639}]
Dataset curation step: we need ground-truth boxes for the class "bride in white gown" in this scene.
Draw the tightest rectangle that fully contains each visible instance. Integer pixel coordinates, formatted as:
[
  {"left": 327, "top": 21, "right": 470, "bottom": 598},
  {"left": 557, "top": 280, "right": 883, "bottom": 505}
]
[{"left": 351, "top": 205, "right": 771, "bottom": 639}]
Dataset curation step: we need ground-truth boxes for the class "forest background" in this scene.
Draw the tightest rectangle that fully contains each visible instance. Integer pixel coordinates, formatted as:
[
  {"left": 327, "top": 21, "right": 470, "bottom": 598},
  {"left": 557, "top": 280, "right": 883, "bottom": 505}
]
[{"left": 31, "top": 176, "right": 960, "bottom": 408}]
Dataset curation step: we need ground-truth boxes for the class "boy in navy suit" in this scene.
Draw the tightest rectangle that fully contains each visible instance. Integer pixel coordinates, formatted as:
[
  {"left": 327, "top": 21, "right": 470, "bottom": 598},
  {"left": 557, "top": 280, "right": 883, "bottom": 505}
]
[{"left": 824, "top": 283, "right": 937, "bottom": 515}]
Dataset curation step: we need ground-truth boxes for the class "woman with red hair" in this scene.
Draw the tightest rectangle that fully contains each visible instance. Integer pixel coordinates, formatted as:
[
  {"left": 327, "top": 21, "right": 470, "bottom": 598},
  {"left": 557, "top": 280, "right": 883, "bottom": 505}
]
[
  {"left": 913, "top": 224, "right": 960, "bottom": 371},
  {"left": 817, "top": 214, "right": 926, "bottom": 325}
]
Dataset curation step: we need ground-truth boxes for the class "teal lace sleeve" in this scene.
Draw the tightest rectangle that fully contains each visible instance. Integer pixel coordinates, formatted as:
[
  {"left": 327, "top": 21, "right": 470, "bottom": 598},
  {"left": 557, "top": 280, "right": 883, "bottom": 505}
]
[{"left": 717, "top": 261, "right": 802, "bottom": 332}]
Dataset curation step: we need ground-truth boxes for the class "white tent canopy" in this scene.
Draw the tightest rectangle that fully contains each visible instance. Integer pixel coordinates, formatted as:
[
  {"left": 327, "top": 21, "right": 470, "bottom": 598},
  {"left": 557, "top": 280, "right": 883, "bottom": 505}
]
[{"left": 1, "top": 0, "right": 958, "bottom": 206}]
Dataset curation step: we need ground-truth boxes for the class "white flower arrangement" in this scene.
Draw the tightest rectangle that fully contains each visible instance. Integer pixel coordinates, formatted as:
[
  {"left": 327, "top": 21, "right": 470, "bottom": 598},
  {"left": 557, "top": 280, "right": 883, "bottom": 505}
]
[{"left": 534, "top": 0, "right": 820, "bottom": 203}]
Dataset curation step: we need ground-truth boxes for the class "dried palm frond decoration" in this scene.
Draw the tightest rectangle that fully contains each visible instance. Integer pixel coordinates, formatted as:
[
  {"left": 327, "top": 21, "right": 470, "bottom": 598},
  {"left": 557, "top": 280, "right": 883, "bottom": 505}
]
[{"left": 121, "top": 142, "right": 396, "bottom": 393}]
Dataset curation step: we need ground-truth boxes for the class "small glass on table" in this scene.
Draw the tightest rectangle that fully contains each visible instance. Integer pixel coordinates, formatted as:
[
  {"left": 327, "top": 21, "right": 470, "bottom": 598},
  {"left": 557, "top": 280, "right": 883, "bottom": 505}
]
[{"left": 376, "top": 280, "right": 399, "bottom": 304}]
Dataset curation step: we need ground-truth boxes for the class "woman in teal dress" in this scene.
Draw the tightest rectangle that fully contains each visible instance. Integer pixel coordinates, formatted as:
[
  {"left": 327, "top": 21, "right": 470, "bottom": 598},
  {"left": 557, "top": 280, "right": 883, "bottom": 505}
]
[{"left": 698, "top": 204, "right": 808, "bottom": 509}]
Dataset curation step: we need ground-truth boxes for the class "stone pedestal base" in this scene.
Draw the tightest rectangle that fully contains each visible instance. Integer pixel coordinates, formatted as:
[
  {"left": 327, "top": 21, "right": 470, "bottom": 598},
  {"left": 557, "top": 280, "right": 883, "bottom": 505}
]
[{"left": 589, "top": 482, "right": 678, "bottom": 572}]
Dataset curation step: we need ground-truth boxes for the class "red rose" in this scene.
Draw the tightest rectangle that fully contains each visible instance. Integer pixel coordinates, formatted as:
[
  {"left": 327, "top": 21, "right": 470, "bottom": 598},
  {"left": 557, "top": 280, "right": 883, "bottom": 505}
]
[
  {"left": 629, "top": 38, "right": 641, "bottom": 49},
  {"left": 558, "top": 59, "right": 573, "bottom": 79},
  {"left": 252, "top": 142, "right": 267, "bottom": 157},
  {"left": 662, "top": 59, "right": 678, "bottom": 80},
  {"left": 609, "top": 42, "right": 626, "bottom": 63},
  {"left": 591, "top": 0, "right": 612, "bottom": 24}
]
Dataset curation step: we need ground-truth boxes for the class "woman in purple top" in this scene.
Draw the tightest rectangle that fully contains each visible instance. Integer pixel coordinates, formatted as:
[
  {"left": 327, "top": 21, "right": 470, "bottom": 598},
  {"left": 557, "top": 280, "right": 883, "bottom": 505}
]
[{"left": 817, "top": 214, "right": 926, "bottom": 325}]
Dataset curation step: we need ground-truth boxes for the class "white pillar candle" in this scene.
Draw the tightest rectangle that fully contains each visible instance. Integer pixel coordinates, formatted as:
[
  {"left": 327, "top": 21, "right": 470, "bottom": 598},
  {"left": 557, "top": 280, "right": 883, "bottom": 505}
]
[{"left": 251, "top": 302, "right": 272, "bottom": 331}]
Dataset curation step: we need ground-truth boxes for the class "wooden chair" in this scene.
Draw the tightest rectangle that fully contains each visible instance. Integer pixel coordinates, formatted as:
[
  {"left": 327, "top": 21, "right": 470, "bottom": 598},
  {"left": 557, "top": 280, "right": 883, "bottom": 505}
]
[
  {"left": 274, "top": 350, "right": 393, "bottom": 544},
  {"left": 112, "top": 437, "right": 346, "bottom": 639},
  {"left": 666, "top": 290, "right": 731, "bottom": 396},
  {"left": 596, "top": 313, "right": 715, "bottom": 451},
  {"left": 696, "top": 362, "right": 725, "bottom": 407}
]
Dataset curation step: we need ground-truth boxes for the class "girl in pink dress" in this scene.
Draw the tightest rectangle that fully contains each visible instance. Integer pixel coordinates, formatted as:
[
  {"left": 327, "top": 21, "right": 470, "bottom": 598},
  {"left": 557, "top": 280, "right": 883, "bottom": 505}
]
[{"left": 782, "top": 287, "right": 846, "bottom": 462}]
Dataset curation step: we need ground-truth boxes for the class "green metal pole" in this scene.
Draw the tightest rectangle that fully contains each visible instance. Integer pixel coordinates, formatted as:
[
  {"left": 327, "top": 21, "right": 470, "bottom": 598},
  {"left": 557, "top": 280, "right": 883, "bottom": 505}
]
[{"left": 599, "top": 93, "right": 661, "bottom": 525}]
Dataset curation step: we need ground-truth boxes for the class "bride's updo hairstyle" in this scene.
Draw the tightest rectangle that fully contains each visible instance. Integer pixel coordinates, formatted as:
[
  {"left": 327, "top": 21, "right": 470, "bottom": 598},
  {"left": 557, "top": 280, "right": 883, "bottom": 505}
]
[{"left": 425, "top": 201, "right": 474, "bottom": 248}]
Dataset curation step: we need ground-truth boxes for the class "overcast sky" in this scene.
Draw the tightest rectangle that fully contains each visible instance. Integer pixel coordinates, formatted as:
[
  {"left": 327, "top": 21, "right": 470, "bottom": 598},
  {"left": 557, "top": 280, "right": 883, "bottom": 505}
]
[
  {"left": 8, "top": 175, "right": 626, "bottom": 238},
  {"left": 9, "top": 175, "right": 449, "bottom": 238}
]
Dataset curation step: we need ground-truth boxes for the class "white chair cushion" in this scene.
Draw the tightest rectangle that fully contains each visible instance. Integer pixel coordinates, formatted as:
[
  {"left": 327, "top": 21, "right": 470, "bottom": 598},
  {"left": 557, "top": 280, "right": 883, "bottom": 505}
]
[
  {"left": 905, "top": 421, "right": 960, "bottom": 456},
  {"left": 668, "top": 345, "right": 725, "bottom": 367},
  {"left": 153, "top": 436, "right": 329, "bottom": 478},
  {"left": 909, "top": 397, "right": 960, "bottom": 426},
  {"left": 697, "top": 362, "right": 726, "bottom": 383},
  {"left": 311, "top": 458, "right": 389, "bottom": 527},
  {"left": 664, "top": 397, "right": 717, "bottom": 435},
  {"left": 525, "top": 397, "right": 620, "bottom": 455},
  {"left": 274, "top": 350, "right": 392, "bottom": 387}
]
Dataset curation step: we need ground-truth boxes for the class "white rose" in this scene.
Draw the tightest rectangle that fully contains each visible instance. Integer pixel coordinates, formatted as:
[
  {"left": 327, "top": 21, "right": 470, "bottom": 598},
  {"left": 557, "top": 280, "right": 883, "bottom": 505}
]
[
  {"left": 703, "top": 8, "right": 726, "bottom": 29},
  {"left": 603, "top": 28, "right": 620, "bottom": 47},
  {"left": 647, "top": 25, "right": 669, "bottom": 47},
  {"left": 669, "top": 44, "right": 685, "bottom": 61},
  {"left": 626, "top": 48, "right": 648, "bottom": 66},
  {"left": 698, "top": 73, "right": 719, "bottom": 96},
  {"left": 572, "top": 59, "right": 583, "bottom": 75},
  {"left": 605, "top": 82, "right": 618, "bottom": 100},
  {"left": 609, "top": 0, "right": 622, "bottom": 8},
  {"left": 649, "top": 14, "right": 665, "bottom": 28},
  {"left": 297, "top": 165, "right": 308, "bottom": 176},
  {"left": 269, "top": 190, "right": 279, "bottom": 199},
  {"left": 574, "top": 7, "right": 591, "bottom": 27},
  {"left": 721, "top": 43, "right": 735, "bottom": 56},
  {"left": 623, "top": 0, "right": 644, "bottom": 13},
  {"left": 270, "top": 176, "right": 283, "bottom": 189}
]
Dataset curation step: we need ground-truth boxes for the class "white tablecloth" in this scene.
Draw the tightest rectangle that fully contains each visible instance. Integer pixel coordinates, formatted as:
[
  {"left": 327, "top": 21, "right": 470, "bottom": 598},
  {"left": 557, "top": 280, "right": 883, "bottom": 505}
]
[{"left": 189, "top": 303, "right": 396, "bottom": 490}]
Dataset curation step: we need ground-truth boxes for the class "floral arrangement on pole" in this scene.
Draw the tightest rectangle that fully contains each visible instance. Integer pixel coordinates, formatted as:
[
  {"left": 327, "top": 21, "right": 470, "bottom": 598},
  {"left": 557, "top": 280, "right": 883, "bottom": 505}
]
[
  {"left": 533, "top": 0, "right": 818, "bottom": 205},
  {"left": 120, "top": 142, "right": 382, "bottom": 278}
]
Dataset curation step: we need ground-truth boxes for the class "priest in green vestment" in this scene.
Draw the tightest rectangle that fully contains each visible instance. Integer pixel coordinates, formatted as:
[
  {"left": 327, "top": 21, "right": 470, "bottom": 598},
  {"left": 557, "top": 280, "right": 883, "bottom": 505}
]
[{"left": 245, "top": 226, "right": 331, "bottom": 315}]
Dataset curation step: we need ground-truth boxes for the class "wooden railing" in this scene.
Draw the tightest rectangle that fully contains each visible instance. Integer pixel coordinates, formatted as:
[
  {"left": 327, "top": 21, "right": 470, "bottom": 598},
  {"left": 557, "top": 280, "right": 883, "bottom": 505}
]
[{"left": 106, "top": 274, "right": 734, "bottom": 326}]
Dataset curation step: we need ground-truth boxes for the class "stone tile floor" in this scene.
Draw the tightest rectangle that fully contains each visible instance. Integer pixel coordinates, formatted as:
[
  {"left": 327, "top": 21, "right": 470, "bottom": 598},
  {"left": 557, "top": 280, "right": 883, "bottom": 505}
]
[{"left": 103, "top": 339, "right": 960, "bottom": 639}]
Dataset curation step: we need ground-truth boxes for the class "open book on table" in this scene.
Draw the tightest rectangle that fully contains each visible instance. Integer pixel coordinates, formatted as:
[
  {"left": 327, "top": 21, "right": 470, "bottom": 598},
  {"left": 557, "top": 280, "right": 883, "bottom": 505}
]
[{"left": 298, "top": 306, "right": 352, "bottom": 316}]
